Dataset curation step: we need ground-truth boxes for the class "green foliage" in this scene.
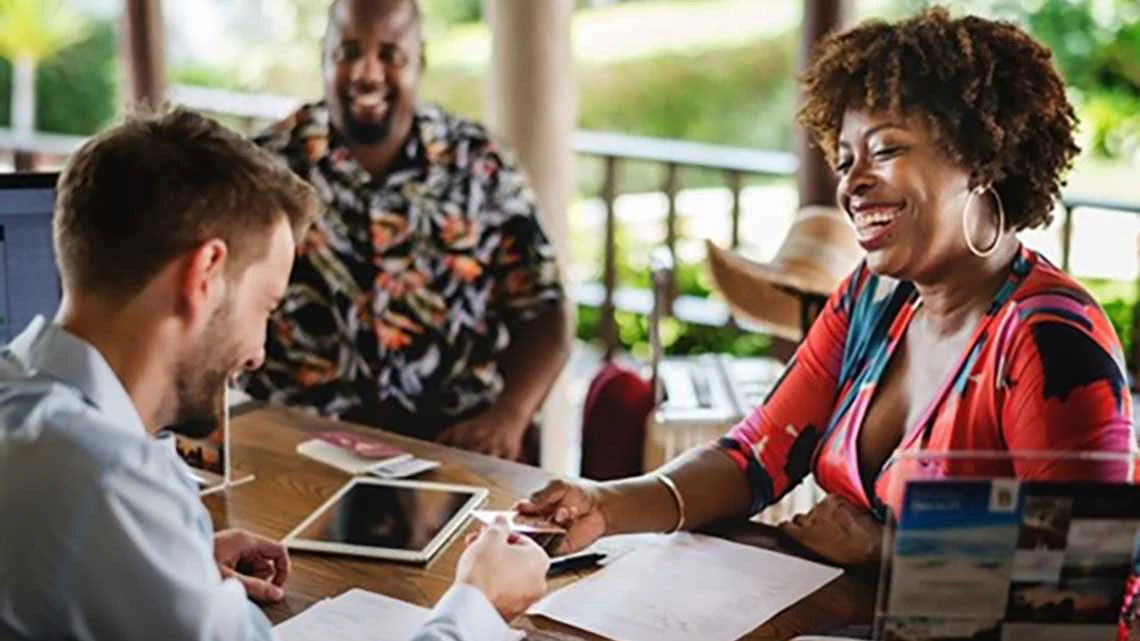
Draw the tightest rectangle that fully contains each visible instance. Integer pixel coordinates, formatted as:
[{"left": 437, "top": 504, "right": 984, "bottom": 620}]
[
  {"left": 1080, "top": 277, "right": 1137, "bottom": 367},
  {"left": 1100, "top": 297, "right": 1133, "bottom": 364},
  {"left": 574, "top": 304, "right": 773, "bottom": 360},
  {"left": 0, "top": 19, "right": 117, "bottom": 134},
  {"left": 1025, "top": 0, "right": 1140, "bottom": 93},
  {"left": 171, "top": 63, "right": 252, "bottom": 92},
  {"left": 421, "top": 0, "right": 483, "bottom": 25},
  {"left": 574, "top": 223, "right": 773, "bottom": 359},
  {"left": 1080, "top": 89, "right": 1140, "bottom": 159},
  {"left": 422, "top": 33, "right": 797, "bottom": 149},
  {"left": 576, "top": 33, "right": 797, "bottom": 149}
]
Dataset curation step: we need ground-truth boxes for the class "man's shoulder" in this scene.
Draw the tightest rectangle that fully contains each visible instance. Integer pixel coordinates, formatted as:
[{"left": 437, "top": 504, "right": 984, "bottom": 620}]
[
  {"left": 0, "top": 370, "right": 167, "bottom": 484},
  {"left": 417, "top": 103, "right": 521, "bottom": 167},
  {"left": 253, "top": 101, "right": 329, "bottom": 160},
  {"left": 418, "top": 102, "right": 492, "bottom": 144}
]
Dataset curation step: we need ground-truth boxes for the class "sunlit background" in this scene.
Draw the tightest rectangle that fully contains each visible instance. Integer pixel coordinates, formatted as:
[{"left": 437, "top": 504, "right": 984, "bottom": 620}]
[{"left": 7, "top": 0, "right": 1140, "bottom": 375}]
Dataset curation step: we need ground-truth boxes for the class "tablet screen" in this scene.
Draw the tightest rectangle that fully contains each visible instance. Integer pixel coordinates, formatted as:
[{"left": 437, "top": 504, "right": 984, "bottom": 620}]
[{"left": 292, "top": 481, "right": 478, "bottom": 552}]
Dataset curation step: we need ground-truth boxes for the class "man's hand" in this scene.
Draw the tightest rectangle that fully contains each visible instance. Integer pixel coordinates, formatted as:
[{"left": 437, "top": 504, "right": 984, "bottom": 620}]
[
  {"left": 456, "top": 517, "right": 550, "bottom": 620},
  {"left": 437, "top": 405, "right": 528, "bottom": 460},
  {"left": 777, "top": 494, "right": 884, "bottom": 568},
  {"left": 213, "top": 529, "right": 291, "bottom": 603}
]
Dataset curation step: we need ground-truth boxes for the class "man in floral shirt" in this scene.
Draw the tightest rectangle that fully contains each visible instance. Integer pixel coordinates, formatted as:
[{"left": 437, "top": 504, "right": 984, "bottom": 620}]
[{"left": 243, "top": 0, "right": 570, "bottom": 461}]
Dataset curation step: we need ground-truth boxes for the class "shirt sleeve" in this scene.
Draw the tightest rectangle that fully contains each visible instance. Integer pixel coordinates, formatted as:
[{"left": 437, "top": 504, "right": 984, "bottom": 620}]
[
  {"left": 70, "top": 449, "right": 274, "bottom": 641},
  {"left": 716, "top": 266, "right": 865, "bottom": 514},
  {"left": 483, "top": 147, "right": 564, "bottom": 324},
  {"left": 409, "top": 584, "right": 511, "bottom": 641},
  {"left": 999, "top": 306, "right": 1136, "bottom": 481}
]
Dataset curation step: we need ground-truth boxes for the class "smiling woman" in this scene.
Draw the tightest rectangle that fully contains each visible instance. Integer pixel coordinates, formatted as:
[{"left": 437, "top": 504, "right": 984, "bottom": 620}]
[{"left": 515, "top": 6, "right": 1136, "bottom": 573}]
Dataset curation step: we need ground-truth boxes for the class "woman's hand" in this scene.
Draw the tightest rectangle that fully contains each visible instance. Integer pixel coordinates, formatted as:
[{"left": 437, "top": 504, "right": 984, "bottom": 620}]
[
  {"left": 777, "top": 494, "right": 884, "bottom": 567},
  {"left": 515, "top": 479, "right": 608, "bottom": 555}
]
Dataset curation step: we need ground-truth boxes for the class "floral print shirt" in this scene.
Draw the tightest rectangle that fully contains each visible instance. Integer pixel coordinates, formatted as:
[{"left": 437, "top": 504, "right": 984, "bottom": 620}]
[{"left": 242, "top": 102, "right": 563, "bottom": 437}]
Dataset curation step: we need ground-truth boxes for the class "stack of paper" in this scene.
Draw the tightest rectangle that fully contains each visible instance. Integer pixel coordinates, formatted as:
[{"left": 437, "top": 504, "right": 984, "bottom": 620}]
[
  {"left": 275, "top": 588, "right": 524, "bottom": 641},
  {"left": 529, "top": 532, "right": 843, "bottom": 641}
]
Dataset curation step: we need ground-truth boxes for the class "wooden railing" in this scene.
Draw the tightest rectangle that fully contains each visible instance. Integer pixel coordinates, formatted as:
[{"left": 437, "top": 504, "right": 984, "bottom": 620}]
[
  {"left": 572, "top": 132, "right": 797, "bottom": 353},
  {"left": 4, "top": 85, "right": 1140, "bottom": 378}
]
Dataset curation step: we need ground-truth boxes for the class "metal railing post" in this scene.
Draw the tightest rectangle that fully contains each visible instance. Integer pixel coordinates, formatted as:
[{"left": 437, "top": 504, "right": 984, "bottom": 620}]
[
  {"left": 600, "top": 155, "right": 619, "bottom": 358},
  {"left": 662, "top": 162, "right": 680, "bottom": 310}
]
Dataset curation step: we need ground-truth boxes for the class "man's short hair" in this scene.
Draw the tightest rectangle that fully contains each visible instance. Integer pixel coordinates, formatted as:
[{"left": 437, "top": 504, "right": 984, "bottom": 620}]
[
  {"left": 326, "top": 0, "right": 422, "bottom": 32},
  {"left": 54, "top": 106, "right": 320, "bottom": 299}
]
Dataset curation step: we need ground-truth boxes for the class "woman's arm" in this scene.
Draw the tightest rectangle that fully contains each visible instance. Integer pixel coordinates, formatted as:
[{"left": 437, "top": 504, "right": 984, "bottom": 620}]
[{"left": 520, "top": 266, "right": 867, "bottom": 551}]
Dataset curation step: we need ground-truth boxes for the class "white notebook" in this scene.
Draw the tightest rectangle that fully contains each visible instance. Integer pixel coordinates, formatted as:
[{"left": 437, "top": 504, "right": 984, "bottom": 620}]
[{"left": 275, "top": 588, "right": 523, "bottom": 641}]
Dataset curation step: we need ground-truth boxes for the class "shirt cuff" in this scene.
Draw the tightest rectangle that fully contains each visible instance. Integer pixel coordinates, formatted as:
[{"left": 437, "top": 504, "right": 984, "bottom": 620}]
[{"left": 431, "top": 583, "right": 510, "bottom": 641}]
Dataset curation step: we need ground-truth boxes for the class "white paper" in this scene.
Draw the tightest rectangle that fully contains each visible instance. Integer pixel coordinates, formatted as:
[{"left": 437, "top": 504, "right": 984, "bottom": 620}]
[
  {"left": 529, "top": 532, "right": 843, "bottom": 641},
  {"left": 275, "top": 588, "right": 523, "bottom": 641},
  {"left": 550, "top": 532, "right": 668, "bottom": 564}
]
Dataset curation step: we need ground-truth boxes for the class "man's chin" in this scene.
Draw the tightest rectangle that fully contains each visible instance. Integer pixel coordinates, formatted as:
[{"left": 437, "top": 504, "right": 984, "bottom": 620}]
[
  {"left": 167, "top": 415, "right": 220, "bottom": 440},
  {"left": 341, "top": 112, "right": 394, "bottom": 146}
]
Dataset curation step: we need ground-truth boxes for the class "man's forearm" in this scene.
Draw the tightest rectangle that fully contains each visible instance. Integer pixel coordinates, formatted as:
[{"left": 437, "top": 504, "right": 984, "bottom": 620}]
[{"left": 493, "top": 303, "right": 572, "bottom": 428}]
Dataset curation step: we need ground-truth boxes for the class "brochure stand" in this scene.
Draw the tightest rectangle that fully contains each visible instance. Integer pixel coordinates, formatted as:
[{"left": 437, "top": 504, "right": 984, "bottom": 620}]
[{"left": 873, "top": 450, "right": 1140, "bottom": 641}]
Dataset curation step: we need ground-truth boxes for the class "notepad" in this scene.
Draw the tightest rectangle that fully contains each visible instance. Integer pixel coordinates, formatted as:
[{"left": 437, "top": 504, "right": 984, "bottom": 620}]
[
  {"left": 528, "top": 532, "right": 844, "bottom": 641},
  {"left": 275, "top": 588, "right": 523, "bottom": 641}
]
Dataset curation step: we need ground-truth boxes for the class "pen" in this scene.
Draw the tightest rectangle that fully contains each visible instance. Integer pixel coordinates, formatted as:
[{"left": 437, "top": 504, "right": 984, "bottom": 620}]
[{"left": 546, "top": 552, "right": 607, "bottom": 577}]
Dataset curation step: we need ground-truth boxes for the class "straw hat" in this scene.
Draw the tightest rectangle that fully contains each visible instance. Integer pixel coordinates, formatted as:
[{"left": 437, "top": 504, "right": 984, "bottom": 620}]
[{"left": 705, "top": 205, "right": 863, "bottom": 342}]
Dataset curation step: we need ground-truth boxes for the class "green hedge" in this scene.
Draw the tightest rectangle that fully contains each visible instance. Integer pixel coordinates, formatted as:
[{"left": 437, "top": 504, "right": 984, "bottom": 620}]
[
  {"left": 575, "top": 256, "right": 1140, "bottom": 371},
  {"left": 422, "top": 33, "right": 797, "bottom": 148}
]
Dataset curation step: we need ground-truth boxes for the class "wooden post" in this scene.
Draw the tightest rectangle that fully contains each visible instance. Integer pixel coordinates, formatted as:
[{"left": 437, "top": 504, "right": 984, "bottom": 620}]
[
  {"left": 122, "top": 0, "right": 166, "bottom": 108},
  {"left": 796, "top": 0, "right": 849, "bottom": 207},
  {"left": 727, "top": 169, "right": 743, "bottom": 249},
  {"left": 484, "top": 0, "right": 577, "bottom": 472}
]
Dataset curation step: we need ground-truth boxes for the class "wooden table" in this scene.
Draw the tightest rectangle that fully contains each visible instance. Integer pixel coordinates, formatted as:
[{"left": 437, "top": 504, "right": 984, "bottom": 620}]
[{"left": 205, "top": 406, "right": 875, "bottom": 640}]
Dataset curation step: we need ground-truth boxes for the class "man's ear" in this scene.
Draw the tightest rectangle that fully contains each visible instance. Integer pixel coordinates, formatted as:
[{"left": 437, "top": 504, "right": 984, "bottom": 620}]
[{"left": 178, "top": 238, "right": 229, "bottom": 327}]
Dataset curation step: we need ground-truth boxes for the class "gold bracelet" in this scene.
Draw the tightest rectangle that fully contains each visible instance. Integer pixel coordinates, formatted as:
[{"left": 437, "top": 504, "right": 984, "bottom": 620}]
[{"left": 655, "top": 472, "right": 685, "bottom": 534}]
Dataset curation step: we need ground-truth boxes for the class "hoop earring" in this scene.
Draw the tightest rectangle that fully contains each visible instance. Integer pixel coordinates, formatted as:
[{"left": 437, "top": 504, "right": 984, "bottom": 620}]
[{"left": 962, "top": 184, "right": 1005, "bottom": 258}]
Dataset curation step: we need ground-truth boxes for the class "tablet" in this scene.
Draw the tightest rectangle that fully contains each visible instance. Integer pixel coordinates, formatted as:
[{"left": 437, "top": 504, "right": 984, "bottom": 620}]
[{"left": 283, "top": 477, "right": 488, "bottom": 562}]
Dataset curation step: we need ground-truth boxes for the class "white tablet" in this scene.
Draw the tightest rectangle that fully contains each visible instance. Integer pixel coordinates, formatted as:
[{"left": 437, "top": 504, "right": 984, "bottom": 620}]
[{"left": 283, "top": 477, "right": 488, "bottom": 563}]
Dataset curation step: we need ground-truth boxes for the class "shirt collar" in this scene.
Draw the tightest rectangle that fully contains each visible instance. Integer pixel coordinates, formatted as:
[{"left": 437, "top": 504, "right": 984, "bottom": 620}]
[{"left": 7, "top": 315, "right": 147, "bottom": 437}]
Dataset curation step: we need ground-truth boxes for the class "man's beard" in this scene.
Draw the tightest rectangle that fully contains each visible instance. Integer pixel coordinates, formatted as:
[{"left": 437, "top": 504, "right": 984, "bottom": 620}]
[
  {"left": 338, "top": 97, "right": 394, "bottom": 145},
  {"left": 166, "top": 302, "right": 237, "bottom": 440}
]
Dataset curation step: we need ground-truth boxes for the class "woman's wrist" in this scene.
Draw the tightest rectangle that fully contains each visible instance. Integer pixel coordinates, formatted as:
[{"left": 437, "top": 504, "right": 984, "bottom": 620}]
[
  {"left": 594, "top": 482, "right": 620, "bottom": 537},
  {"left": 596, "top": 475, "right": 680, "bottom": 536}
]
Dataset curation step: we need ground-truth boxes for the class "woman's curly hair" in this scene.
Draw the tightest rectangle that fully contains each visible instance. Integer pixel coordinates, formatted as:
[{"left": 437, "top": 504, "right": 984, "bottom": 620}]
[{"left": 797, "top": 6, "right": 1079, "bottom": 231}]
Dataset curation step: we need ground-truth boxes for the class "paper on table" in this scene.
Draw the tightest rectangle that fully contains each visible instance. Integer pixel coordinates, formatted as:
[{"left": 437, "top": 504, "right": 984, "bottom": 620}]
[
  {"left": 551, "top": 532, "right": 668, "bottom": 564},
  {"left": 529, "top": 532, "right": 843, "bottom": 641},
  {"left": 275, "top": 588, "right": 524, "bottom": 641}
]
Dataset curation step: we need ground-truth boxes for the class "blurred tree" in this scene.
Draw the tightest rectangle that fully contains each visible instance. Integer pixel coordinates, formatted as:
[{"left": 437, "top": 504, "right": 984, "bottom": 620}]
[
  {"left": 0, "top": 19, "right": 118, "bottom": 135},
  {"left": 899, "top": 0, "right": 1140, "bottom": 159},
  {"left": 0, "top": 0, "right": 87, "bottom": 136}
]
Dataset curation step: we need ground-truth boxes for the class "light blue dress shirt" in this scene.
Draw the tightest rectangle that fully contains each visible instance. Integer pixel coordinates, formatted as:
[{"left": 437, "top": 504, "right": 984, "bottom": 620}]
[{"left": 0, "top": 317, "right": 509, "bottom": 641}]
